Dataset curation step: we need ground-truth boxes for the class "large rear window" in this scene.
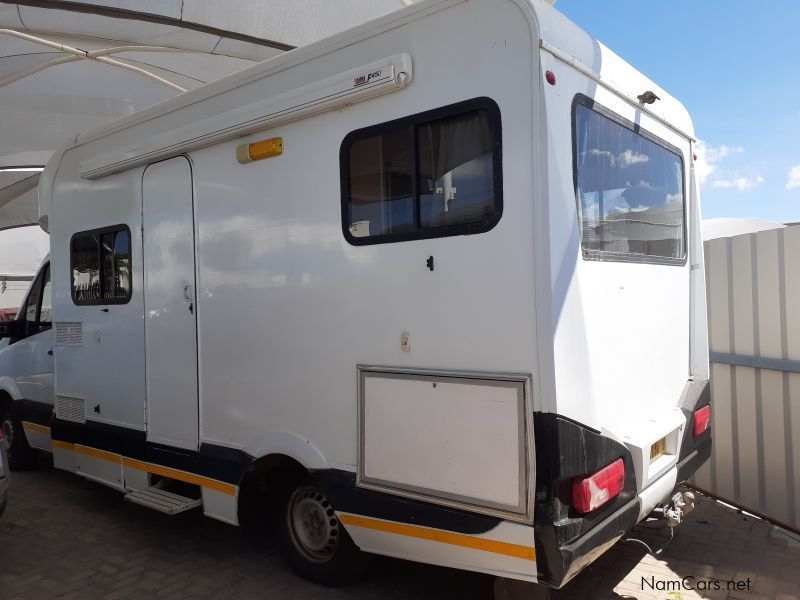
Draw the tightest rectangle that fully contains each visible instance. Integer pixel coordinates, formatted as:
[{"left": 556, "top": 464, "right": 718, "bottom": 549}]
[{"left": 573, "top": 97, "right": 686, "bottom": 264}]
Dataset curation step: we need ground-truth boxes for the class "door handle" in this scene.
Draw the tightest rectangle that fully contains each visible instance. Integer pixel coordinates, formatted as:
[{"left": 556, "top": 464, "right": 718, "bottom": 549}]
[
  {"left": 47, "top": 348, "right": 53, "bottom": 356},
  {"left": 184, "top": 284, "right": 194, "bottom": 315}
]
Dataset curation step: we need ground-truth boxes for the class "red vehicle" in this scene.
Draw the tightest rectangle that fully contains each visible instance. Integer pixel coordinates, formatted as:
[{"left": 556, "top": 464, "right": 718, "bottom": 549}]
[{"left": 0, "top": 308, "right": 17, "bottom": 322}]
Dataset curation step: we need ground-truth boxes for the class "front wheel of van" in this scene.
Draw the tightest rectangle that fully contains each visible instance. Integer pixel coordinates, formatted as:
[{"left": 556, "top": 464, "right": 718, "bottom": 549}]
[
  {"left": 1, "top": 413, "right": 38, "bottom": 471},
  {"left": 277, "top": 481, "right": 368, "bottom": 586}
]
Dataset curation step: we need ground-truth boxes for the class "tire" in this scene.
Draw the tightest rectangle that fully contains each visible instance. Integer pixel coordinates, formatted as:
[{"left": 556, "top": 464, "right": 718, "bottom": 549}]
[
  {"left": 277, "top": 479, "right": 368, "bottom": 586},
  {"left": 1, "top": 410, "right": 38, "bottom": 471}
]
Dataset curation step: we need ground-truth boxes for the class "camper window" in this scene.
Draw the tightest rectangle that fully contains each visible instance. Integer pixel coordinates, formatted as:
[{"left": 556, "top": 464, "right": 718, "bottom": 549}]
[
  {"left": 342, "top": 98, "right": 502, "bottom": 244},
  {"left": 573, "top": 96, "right": 686, "bottom": 263},
  {"left": 71, "top": 225, "right": 132, "bottom": 305}
]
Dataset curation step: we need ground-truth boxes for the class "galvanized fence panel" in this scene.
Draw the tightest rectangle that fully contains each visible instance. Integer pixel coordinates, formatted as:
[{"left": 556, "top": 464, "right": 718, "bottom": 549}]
[{"left": 691, "top": 225, "right": 800, "bottom": 531}]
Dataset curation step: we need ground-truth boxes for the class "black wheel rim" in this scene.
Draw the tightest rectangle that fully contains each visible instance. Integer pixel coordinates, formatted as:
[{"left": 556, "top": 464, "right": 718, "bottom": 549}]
[{"left": 1, "top": 416, "right": 14, "bottom": 452}]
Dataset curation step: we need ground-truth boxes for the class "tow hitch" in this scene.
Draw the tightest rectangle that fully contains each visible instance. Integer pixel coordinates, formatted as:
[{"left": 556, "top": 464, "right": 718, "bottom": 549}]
[
  {"left": 656, "top": 490, "right": 696, "bottom": 528},
  {"left": 623, "top": 490, "right": 696, "bottom": 556}
]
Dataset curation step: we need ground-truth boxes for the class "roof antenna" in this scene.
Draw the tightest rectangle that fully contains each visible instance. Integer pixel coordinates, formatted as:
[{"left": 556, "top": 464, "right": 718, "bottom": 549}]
[{"left": 637, "top": 90, "right": 660, "bottom": 105}]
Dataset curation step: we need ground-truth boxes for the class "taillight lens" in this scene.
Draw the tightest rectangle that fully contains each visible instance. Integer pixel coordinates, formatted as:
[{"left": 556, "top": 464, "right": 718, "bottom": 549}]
[
  {"left": 694, "top": 404, "right": 711, "bottom": 438},
  {"left": 572, "top": 458, "right": 625, "bottom": 514}
]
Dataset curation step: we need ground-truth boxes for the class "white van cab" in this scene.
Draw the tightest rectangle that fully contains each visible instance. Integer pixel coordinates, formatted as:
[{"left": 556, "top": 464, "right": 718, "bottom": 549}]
[{"left": 0, "top": 256, "right": 54, "bottom": 469}]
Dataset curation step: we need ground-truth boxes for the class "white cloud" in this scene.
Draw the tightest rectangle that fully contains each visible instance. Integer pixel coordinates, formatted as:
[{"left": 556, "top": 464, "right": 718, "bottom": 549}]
[
  {"left": 694, "top": 141, "right": 744, "bottom": 186},
  {"left": 712, "top": 176, "right": 765, "bottom": 191},
  {"left": 785, "top": 165, "right": 800, "bottom": 190},
  {"left": 619, "top": 149, "right": 649, "bottom": 167}
]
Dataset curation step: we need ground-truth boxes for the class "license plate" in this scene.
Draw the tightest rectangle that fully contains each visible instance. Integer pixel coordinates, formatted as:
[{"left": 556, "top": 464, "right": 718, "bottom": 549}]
[{"left": 650, "top": 437, "right": 667, "bottom": 461}]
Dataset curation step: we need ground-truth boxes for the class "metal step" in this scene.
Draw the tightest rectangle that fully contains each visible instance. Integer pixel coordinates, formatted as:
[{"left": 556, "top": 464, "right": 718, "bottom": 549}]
[{"left": 124, "top": 487, "right": 202, "bottom": 515}]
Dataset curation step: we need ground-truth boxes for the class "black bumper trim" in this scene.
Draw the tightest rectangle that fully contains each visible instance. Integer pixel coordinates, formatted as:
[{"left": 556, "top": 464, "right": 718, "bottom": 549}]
[
  {"left": 556, "top": 495, "right": 641, "bottom": 587},
  {"left": 676, "top": 436, "right": 712, "bottom": 484},
  {"left": 11, "top": 399, "right": 53, "bottom": 427}
]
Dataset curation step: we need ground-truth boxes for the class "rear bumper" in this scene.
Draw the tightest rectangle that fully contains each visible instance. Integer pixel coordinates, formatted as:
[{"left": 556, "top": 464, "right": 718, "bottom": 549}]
[{"left": 534, "top": 378, "right": 712, "bottom": 588}]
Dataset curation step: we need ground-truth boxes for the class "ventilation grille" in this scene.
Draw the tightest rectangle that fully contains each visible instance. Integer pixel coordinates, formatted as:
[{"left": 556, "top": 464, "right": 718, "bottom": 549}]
[
  {"left": 55, "top": 322, "right": 83, "bottom": 346},
  {"left": 55, "top": 395, "right": 86, "bottom": 423}
]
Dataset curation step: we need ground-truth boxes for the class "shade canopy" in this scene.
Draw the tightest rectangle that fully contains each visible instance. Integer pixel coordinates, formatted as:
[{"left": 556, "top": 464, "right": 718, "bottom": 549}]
[{"left": 0, "top": 0, "right": 412, "bottom": 231}]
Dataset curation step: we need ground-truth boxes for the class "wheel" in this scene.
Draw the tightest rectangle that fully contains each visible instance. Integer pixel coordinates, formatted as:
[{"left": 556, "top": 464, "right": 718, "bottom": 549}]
[
  {"left": 1, "top": 411, "right": 38, "bottom": 470},
  {"left": 277, "top": 481, "right": 367, "bottom": 586}
]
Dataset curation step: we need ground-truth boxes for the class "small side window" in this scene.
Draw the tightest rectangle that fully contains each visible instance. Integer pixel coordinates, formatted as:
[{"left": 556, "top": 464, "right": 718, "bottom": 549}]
[
  {"left": 71, "top": 225, "right": 132, "bottom": 305},
  {"left": 342, "top": 98, "right": 502, "bottom": 244},
  {"left": 24, "top": 268, "right": 43, "bottom": 326},
  {"left": 12, "top": 263, "right": 49, "bottom": 342},
  {"left": 39, "top": 266, "right": 53, "bottom": 325}
]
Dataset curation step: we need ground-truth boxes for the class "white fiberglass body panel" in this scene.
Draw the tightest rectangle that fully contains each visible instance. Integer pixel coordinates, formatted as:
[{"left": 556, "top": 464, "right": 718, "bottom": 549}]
[
  {"left": 44, "top": 0, "right": 540, "bottom": 472},
  {"left": 185, "top": 0, "right": 540, "bottom": 469},
  {"left": 49, "top": 163, "right": 147, "bottom": 431},
  {"left": 540, "top": 20, "right": 701, "bottom": 489}
]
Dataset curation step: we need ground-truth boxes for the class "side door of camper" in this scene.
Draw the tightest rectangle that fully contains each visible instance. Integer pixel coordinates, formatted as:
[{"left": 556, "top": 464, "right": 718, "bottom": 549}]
[{"left": 141, "top": 156, "right": 199, "bottom": 451}]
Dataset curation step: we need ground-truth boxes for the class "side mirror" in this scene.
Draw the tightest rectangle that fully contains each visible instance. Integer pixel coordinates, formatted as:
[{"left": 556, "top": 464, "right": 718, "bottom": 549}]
[{"left": 0, "top": 320, "right": 26, "bottom": 340}]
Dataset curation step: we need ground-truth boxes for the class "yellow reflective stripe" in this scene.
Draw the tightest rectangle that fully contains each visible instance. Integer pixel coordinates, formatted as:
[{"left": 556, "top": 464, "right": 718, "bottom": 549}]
[
  {"left": 21, "top": 421, "right": 50, "bottom": 434},
  {"left": 48, "top": 442, "right": 237, "bottom": 496},
  {"left": 74, "top": 444, "right": 121, "bottom": 463},
  {"left": 52, "top": 439, "right": 73, "bottom": 450},
  {"left": 123, "top": 458, "right": 236, "bottom": 496},
  {"left": 339, "top": 514, "right": 536, "bottom": 561}
]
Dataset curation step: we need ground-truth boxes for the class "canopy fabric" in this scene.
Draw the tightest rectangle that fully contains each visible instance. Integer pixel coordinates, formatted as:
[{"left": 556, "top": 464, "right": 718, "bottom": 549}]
[
  {"left": 0, "top": 0, "right": 412, "bottom": 231},
  {"left": 0, "top": 170, "right": 39, "bottom": 230}
]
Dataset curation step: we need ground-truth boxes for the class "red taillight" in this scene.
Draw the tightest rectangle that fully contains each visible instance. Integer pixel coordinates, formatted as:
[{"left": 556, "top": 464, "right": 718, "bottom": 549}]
[
  {"left": 572, "top": 458, "right": 625, "bottom": 514},
  {"left": 694, "top": 404, "right": 711, "bottom": 438}
]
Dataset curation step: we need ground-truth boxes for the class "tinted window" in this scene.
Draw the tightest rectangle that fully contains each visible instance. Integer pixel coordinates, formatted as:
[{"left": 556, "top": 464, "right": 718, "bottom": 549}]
[
  {"left": 24, "top": 269, "right": 43, "bottom": 324},
  {"left": 101, "top": 229, "right": 131, "bottom": 301},
  {"left": 348, "top": 129, "right": 414, "bottom": 237},
  {"left": 71, "top": 225, "right": 132, "bottom": 305},
  {"left": 418, "top": 111, "right": 496, "bottom": 229},
  {"left": 15, "top": 264, "right": 51, "bottom": 340},
  {"left": 343, "top": 98, "right": 502, "bottom": 244},
  {"left": 574, "top": 100, "right": 685, "bottom": 262},
  {"left": 40, "top": 266, "right": 52, "bottom": 323}
]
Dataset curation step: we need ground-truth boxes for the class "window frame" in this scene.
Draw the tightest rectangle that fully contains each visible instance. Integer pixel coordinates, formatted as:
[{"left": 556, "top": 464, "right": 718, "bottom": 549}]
[
  {"left": 70, "top": 224, "right": 133, "bottom": 306},
  {"left": 571, "top": 94, "right": 688, "bottom": 266},
  {"left": 340, "top": 97, "right": 503, "bottom": 246},
  {"left": 11, "top": 261, "right": 50, "bottom": 342}
]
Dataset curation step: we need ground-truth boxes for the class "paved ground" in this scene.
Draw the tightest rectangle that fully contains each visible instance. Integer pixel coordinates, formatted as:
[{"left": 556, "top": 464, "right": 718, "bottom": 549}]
[{"left": 0, "top": 464, "right": 799, "bottom": 600}]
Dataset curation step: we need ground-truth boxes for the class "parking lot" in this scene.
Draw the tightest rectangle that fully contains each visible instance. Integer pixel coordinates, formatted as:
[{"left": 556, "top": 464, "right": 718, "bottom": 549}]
[{"left": 0, "top": 466, "right": 798, "bottom": 600}]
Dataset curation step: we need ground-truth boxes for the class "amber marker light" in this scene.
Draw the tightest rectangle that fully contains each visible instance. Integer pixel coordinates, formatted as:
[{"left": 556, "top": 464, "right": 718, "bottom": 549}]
[{"left": 236, "top": 137, "right": 284, "bottom": 164}]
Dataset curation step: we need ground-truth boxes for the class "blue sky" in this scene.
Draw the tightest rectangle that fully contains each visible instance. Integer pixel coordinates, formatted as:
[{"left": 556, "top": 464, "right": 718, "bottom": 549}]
[{"left": 556, "top": 0, "right": 800, "bottom": 223}]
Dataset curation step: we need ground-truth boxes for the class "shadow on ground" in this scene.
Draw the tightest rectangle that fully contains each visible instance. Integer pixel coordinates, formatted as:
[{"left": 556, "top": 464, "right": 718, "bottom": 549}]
[{"left": 1, "top": 465, "right": 798, "bottom": 600}]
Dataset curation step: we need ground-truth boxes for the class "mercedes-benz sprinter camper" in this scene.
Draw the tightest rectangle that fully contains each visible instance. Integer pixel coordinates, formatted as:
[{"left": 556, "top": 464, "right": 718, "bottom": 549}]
[{"left": 21, "top": 0, "right": 711, "bottom": 592}]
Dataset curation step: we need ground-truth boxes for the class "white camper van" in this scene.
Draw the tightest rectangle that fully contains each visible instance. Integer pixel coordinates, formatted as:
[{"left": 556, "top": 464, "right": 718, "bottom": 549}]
[{"left": 9, "top": 0, "right": 712, "bottom": 592}]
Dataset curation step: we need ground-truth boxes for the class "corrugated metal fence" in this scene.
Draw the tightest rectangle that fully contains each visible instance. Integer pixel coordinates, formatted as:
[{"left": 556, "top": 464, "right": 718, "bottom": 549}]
[{"left": 691, "top": 224, "right": 800, "bottom": 531}]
